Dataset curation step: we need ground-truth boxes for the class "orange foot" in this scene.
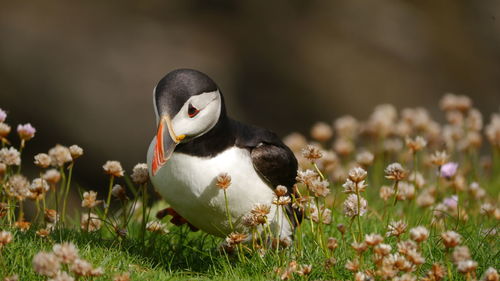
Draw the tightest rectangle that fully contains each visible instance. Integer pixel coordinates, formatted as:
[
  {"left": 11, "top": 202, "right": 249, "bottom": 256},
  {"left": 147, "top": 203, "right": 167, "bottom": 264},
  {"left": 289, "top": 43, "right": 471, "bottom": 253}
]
[{"left": 156, "top": 207, "right": 199, "bottom": 231}]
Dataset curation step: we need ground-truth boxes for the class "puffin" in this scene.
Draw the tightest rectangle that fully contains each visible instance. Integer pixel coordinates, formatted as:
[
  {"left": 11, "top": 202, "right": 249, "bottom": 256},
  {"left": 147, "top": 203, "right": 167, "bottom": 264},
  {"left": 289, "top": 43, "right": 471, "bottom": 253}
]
[{"left": 147, "top": 69, "right": 300, "bottom": 239}]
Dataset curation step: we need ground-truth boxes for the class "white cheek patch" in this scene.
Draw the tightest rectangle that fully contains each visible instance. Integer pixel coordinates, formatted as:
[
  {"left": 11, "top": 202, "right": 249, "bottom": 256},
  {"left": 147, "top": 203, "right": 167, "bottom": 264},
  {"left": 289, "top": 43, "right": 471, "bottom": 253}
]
[
  {"left": 171, "top": 90, "right": 222, "bottom": 138},
  {"left": 190, "top": 91, "right": 220, "bottom": 110}
]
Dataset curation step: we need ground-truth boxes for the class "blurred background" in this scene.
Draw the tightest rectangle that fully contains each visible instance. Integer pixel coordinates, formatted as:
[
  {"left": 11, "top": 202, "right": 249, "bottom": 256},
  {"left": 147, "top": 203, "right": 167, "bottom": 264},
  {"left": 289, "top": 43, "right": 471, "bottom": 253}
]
[{"left": 1, "top": 0, "right": 499, "bottom": 190}]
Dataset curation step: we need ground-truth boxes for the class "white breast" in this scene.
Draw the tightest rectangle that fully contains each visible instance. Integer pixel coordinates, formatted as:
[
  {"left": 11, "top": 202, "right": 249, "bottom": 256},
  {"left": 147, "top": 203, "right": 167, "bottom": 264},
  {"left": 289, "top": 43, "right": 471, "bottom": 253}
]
[{"left": 147, "top": 142, "right": 288, "bottom": 237}]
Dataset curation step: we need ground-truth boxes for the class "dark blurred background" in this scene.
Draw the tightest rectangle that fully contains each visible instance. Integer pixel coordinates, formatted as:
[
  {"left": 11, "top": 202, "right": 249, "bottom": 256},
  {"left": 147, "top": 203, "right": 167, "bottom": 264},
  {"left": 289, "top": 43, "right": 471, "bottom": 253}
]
[{"left": 1, "top": 0, "right": 500, "bottom": 189}]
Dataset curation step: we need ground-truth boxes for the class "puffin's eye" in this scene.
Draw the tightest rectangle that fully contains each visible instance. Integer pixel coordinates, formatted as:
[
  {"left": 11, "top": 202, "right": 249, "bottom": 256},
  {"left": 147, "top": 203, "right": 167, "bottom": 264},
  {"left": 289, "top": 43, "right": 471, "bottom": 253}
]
[{"left": 188, "top": 103, "right": 200, "bottom": 118}]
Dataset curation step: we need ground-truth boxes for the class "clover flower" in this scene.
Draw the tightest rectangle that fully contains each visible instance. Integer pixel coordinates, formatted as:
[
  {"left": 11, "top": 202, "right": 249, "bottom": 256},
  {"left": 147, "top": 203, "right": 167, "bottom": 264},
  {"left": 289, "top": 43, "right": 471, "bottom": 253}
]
[
  {"left": 53, "top": 242, "right": 78, "bottom": 264},
  {"left": 441, "top": 230, "right": 461, "bottom": 248},
  {"left": 296, "top": 169, "right": 318, "bottom": 186},
  {"left": 225, "top": 232, "right": 247, "bottom": 246},
  {"left": 0, "top": 123, "right": 10, "bottom": 138},
  {"left": 327, "top": 237, "right": 338, "bottom": 251},
  {"left": 0, "top": 108, "right": 6, "bottom": 122},
  {"left": 111, "top": 184, "right": 127, "bottom": 200},
  {"left": 48, "top": 271, "right": 74, "bottom": 281},
  {"left": 274, "top": 185, "right": 288, "bottom": 197},
  {"left": 309, "top": 179, "right": 330, "bottom": 197},
  {"left": 405, "top": 136, "right": 427, "bottom": 152},
  {"left": 29, "top": 178, "right": 50, "bottom": 200},
  {"left": 216, "top": 172, "right": 231, "bottom": 190},
  {"left": 5, "top": 174, "right": 30, "bottom": 201},
  {"left": 481, "top": 267, "right": 499, "bottom": 281},
  {"left": 33, "top": 252, "right": 60, "bottom": 277},
  {"left": 0, "top": 230, "right": 13, "bottom": 247},
  {"left": 335, "top": 115, "right": 359, "bottom": 138},
  {"left": 71, "top": 258, "right": 93, "bottom": 276},
  {"left": 365, "top": 233, "right": 383, "bottom": 246},
  {"left": 348, "top": 167, "right": 368, "bottom": 183},
  {"left": 43, "top": 169, "right": 61, "bottom": 184},
  {"left": 17, "top": 123, "right": 36, "bottom": 141},
  {"left": 386, "top": 220, "right": 407, "bottom": 237},
  {"left": 131, "top": 163, "right": 149, "bottom": 184},
  {"left": 103, "top": 160, "right": 124, "bottom": 177},
  {"left": 430, "top": 150, "right": 449, "bottom": 166},
  {"left": 409, "top": 226, "right": 429, "bottom": 243},
  {"left": 113, "top": 273, "right": 131, "bottom": 281},
  {"left": 45, "top": 209, "right": 58, "bottom": 224},
  {"left": 385, "top": 163, "right": 407, "bottom": 181},
  {"left": 343, "top": 194, "right": 367, "bottom": 218},
  {"left": 0, "top": 147, "right": 21, "bottom": 166},
  {"left": 301, "top": 144, "right": 322, "bottom": 161},
  {"left": 457, "top": 260, "right": 478, "bottom": 274},
  {"left": 310, "top": 122, "right": 333, "bottom": 142},
  {"left": 440, "top": 162, "right": 458, "bottom": 179},
  {"left": 81, "top": 191, "right": 101, "bottom": 208},
  {"left": 69, "top": 145, "right": 83, "bottom": 160},
  {"left": 356, "top": 151, "right": 374, "bottom": 166},
  {"left": 48, "top": 145, "right": 72, "bottom": 167},
  {"left": 81, "top": 213, "right": 102, "bottom": 232},
  {"left": 310, "top": 205, "right": 332, "bottom": 224},
  {"left": 146, "top": 221, "right": 168, "bottom": 233},
  {"left": 34, "top": 153, "right": 51, "bottom": 168}
]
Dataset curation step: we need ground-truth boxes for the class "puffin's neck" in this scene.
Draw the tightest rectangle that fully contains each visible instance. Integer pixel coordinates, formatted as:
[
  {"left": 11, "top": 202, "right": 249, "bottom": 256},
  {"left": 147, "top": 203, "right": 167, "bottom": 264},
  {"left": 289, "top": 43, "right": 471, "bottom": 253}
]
[{"left": 174, "top": 112, "right": 236, "bottom": 157}]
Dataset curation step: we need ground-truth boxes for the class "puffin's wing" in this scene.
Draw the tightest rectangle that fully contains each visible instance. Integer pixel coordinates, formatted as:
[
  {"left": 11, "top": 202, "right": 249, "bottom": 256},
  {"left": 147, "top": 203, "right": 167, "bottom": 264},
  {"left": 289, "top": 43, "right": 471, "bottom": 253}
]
[
  {"left": 250, "top": 143, "right": 298, "bottom": 192},
  {"left": 233, "top": 121, "right": 298, "bottom": 192}
]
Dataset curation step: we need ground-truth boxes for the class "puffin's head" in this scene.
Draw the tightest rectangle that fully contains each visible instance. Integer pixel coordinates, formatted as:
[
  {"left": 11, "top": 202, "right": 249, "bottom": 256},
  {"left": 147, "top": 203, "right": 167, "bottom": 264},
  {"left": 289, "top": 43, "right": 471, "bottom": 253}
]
[{"left": 152, "top": 69, "right": 223, "bottom": 175}]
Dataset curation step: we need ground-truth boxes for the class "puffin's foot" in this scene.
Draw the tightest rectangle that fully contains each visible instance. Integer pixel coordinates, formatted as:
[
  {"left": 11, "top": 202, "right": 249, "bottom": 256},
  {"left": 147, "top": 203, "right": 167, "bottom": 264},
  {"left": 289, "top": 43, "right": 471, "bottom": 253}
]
[{"left": 156, "top": 207, "right": 199, "bottom": 231}]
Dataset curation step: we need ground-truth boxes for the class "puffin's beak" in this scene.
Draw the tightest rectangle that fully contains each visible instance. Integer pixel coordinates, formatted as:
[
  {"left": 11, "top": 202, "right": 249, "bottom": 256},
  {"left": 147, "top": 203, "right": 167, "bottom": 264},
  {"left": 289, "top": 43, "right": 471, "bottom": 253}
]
[{"left": 152, "top": 115, "right": 185, "bottom": 176}]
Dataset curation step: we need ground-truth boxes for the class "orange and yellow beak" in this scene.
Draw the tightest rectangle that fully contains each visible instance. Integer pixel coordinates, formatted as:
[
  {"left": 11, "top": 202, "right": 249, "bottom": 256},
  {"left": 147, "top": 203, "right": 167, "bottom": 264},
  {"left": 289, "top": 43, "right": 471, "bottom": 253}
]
[{"left": 152, "top": 115, "right": 185, "bottom": 176}]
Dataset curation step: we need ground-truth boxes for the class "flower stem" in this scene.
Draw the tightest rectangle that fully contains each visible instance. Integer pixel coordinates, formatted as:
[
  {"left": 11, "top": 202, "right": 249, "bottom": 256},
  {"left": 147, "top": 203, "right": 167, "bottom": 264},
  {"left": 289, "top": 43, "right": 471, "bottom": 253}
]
[
  {"left": 62, "top": 162, "right": 74, "bottom": 224},
  {"left": 103, "top": 175, "right": 115, "bottom": 221},
  {"left": 223, "top": 189, "right": 233, "bottom": 231},
  {"left": 141, "top": 183, "right": 148, "bottom": 246}
]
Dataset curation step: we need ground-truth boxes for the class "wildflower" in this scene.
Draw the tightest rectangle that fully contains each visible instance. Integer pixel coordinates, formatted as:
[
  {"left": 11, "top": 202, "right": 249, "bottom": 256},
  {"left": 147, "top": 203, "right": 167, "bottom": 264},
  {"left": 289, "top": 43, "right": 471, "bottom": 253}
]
[
  {"left": 251, "top": 203, "right": 270, "bottom": 224},
  {"left": 334, "top": 138, "right": 354, "bottom": 156},
  {"left": 386, "top": 220, "right": 407, "bottom": 237},
  {"left": 379, "top": 185, "right": 394, "bottom": 201},
  {"left": 5, "top": 174, "right": 30, "bottom": 201},
  {"left": 480, "top": 203, "right": 496, "bottom": 216},
  {"left": 393, "top": 274, "right": 417, "bottom": 281},
  {"left": 345, "top": 259, "right": 360, "bottom": 272},
  {"left": 351, "top": 242, "right": 368, "bottom": 254},
  {"left": 71, "top": 258, "right": 93, "bottom": 276},
  {"left": 53, "top": 242, "right": 78, "bottom": 264},
  {"left": 309, "top": 179, "right": 330, "bottom": 197},
  {"left": 81, "top": 191, "right": 101, "bottom": 208},
  {"left": 409, "top": 172, "right": 425, "bottom": 188},
  {"left": 0, "top": 108, "right": 6, "bottom": 122},
  {"left": 17, "top": 123, "right": 36, "bottom": 141},
  {"left": 242, "top": 213, "right": 258, "bottom": 227},
  {"left": 343, "top": 179, "right": 367, "bottom": 194},
  {"left": 406, "top": 136, "right": 427, "bottom": 152},
  {"left": 469, "top": 182, "right": 486, "bottom": 199},
  {"left": 343, "top": 194, "right": 367, "bottom": 218},
  {"left": 365, "top": 233, "right": 383, "bottom": 246},
  {"left": 485, "top": 113, "right": 500, "bottom": 148},
  {"left": 356, "top": 150, "right": 374, "bottom": 166},
  {"left": 111, "top": 184, "right": 127, "bottom": 200},
  {"left": 310, "top": 122, "right": 333, "bottom": 142},
  {"left": 325, "top": 257, "right": 337, "bottom": 269},
  {"left": 355, "top": 271, "right": 373, "bottom": 281},
  {"left": 146, "top": 221, "right": 168, "bottom": 233},
  {"left": 327, "top": 237, "right": 338, "bottom": 251},
  {"left": 3, "top": 275, "right": 19, "bottom": 281},
  {"left": 48, "top": 271, "right": 74, "bottom": 281},
  {"left": 348, "top": 167, "right": 367, "bottom": 183},
  {"left": 275, "top": 185, "right": 288, "bottom": 197},
  {"left": 310, "top": 205, "right": 332, "bottom": 224},
  {"left": 385, "top": 163, "right": 407, "bottom": 181},
  {"left": 443, "top": 195, "right": 458, "bottom": 209},
  {"left": 409, "top": 226, "right": 429, "bottom": 243},
  {"left": 34, "top": 153, "right": 51, "bottom": 168},
  {"left": 45, "top": 209, "right": 58, "bottom": 224},
  {"left": 43, "top": 169, "right": 61, "bottom": 184},
  {"left": 131, "top": 163, "right": 149, "bottom": 184},
  {"left": 15, "top": 221, "right": 31, "bottom": 232},
  {"left": 481, "top": 267, "right": 499, "bottom": 281},
  {"left": 396, "top": 182, "right": 415, "bottom": 201},
  {"left": 335, "top": 115, "right": 359, "bottom": 138},
  {"left": 440, "top": 162, "right": 458, "bottom": 179},
  {"left": 425, "top": 263, "right": 446, "bottom": 281},
  {"left": 29, "top": 178, "right": 50, "bottom": 200},
  {"left": 301, "top": 144, "right": 322, "bottom": 161},
  {"left": 384, "top": 138, "right": 403, "bottom": 153},
  {"left": 337, "top": 223, "right": 346, "bottom": 235},
  {"left": 457, "top": 260, "right": 478, "bottom": 274},
  {"left": 33, "top": 252, "right": 60, "bottom": 277},
  {"left": 81, "top": 213, "right": 102, "bottom": 232},
  {"left": 283, "top": 132, "right": 307, "bottom": 152},
  {"left": 397, "top": 240, "right": 417, "bottom": 255},
  {"left": 452, "top": 246, "right": 471, "bottom": 264},
  {"left": 297, "top": 264, "right": 312, "bottom": 276},
  {"left": 0, "top": 231, "right": 13, "bottom": 247},
  {"left": 416, "top": 188, "right": 435, "bottom": 207},
  {"left": 225, "top": 232, "right": 247, "bottom": 246},
  {"left": 441, "top": 231, "right": 461, "bottom": 248},
  {"left": 103, "top": 160, "right": 124, "bottom": 177},
  {"left": 430, "top": 150, "right": 449, "bottom": 166},
  {"left": 374, "top": 244, "right": 392, "bottom": 256},
  {"left": 0, "top": 123, "right": 10, "bottom": 138},
  {"left": 296, "top": 169, "right": 318, "bottom": 186},
  {"left": 36, "top": 228, "right": 51, "bottom": 238},
  {"left": 440, "top": 93, "right": 472, "bottom": 112},
  {"left": 0, "top": 147, "right": 21, "bottom": 166},
  {"left": 273, "top": 196, "right": 291, "bottom": 206},
  {"left": 113, "top": 273, "right": 131, "bottom": 281},
  {"left": 69, "top": 145, "right": 83, "bottom": 160},
  {"left": 48, "top": 145, "right": 72, "bottom": 167}
]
